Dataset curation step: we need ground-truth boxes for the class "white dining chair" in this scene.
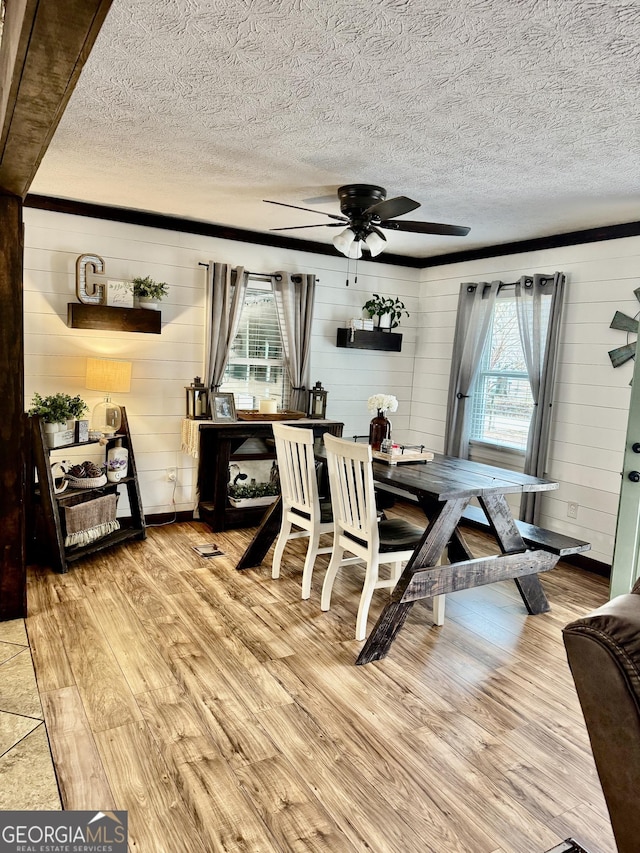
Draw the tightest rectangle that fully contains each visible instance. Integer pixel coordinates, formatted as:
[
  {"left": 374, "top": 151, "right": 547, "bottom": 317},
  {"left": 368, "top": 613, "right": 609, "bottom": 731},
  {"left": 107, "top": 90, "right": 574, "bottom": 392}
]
[
  {"left": 322, "top": 432, "right": 445, "bottom": 641},
  {"left": 271, "top": 422, "right": 334, "bottom": 598}
]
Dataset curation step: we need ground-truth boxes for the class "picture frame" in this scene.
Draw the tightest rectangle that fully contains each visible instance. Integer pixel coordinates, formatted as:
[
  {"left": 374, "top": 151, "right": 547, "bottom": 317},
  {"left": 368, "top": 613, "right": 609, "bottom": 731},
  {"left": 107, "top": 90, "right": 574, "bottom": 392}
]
[
  {"left": 106, "top": 279, "right": 134, "bottom": 308},
  {"left": 210, "top": 392, "right": 236, "bottom": 423}
]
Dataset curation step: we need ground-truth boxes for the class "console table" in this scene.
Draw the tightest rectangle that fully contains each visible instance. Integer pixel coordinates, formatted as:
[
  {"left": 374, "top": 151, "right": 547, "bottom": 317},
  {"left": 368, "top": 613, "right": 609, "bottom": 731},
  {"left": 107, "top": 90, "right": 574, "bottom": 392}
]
[{"left": 196, "top": 418, "right": 343, "bottom": 532}]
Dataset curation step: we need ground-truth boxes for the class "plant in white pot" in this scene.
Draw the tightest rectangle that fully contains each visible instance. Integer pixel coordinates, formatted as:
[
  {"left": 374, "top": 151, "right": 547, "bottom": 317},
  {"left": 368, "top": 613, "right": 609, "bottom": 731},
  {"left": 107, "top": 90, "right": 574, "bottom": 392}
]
[
  {"left": 28, "top": 393, "right": 88, "bottom": 447},
  {"left": 132, "top": 276, "right": 169, "bottom": 310},
  {"left": 362, "top": 294, "right": 409, "bottom": 330}
]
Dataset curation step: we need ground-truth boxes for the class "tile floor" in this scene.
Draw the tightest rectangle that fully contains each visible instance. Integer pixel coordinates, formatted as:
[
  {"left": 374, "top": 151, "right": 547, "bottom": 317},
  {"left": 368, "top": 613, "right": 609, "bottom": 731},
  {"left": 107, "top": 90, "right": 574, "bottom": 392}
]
[{"left": 0, "top": 619, "right": 60, "bottom": 810}]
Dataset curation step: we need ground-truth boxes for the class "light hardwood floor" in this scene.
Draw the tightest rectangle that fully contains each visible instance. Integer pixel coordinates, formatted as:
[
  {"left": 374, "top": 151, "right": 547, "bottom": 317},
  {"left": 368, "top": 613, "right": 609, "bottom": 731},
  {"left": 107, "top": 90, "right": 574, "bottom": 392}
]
[{"left": 25, "top": 505, "right": 615, "bottom": 853}]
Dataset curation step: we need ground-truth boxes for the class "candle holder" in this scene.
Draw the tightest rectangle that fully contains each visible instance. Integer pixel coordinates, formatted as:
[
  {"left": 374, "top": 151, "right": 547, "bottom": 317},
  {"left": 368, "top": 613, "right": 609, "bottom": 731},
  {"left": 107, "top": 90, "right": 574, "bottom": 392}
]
[
  {"left": 185, "top": 377, "right": 210, "bottom": 419},
  {"left": 308, "top": 381, "right": 327, "bottom": 419}
]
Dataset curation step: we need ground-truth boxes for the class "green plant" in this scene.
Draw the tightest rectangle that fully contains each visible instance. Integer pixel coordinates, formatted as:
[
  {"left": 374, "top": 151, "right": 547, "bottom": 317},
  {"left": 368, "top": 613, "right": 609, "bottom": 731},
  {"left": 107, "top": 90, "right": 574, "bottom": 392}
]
[
  {"left": 362, "top": 294, "right": 409, "bottom": 329},
  {"left": 28, "top": 392, "right": 87, "bottom": 424},
  {"left": 68, "top": 395, "right": 89, "bottom": 419},
  {"left": 228, "top": 481, "right": 280, "bottom": 500},
  {"left": 132, "top": 276, "right": 169, "bottom": 301}
]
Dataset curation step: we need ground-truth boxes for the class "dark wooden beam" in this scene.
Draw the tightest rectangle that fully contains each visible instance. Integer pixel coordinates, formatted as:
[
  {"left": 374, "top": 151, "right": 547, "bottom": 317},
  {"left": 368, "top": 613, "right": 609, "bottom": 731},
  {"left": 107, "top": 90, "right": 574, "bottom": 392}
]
[
  {"left": 0, "top": 0, "right": 114, "bottom": 620},
  {"left": 420, "top": 220, "right": 640, "bottom": 268},
  {"left": 0, "top": 194, "right": 25, "bottom": 619},
  {"left": 0, "top": 0, "right": 114, "bottom": 198},
  {"left": 24, "top": 195, "right": 640, "bottom": 270},
  {"left": 24, "top": 194, "right": 427, "bottom": 267}
]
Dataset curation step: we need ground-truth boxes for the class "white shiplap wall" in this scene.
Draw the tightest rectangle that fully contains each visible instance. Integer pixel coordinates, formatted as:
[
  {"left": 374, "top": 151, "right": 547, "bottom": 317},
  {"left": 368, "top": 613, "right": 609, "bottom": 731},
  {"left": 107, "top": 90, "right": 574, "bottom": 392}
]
[
  {"left": 413, "top": 237, "right": 640, "bottom": 565},
  {"left": 25, "top": 207, "right": 638, "bottom": 565},
  {"left": 23, "top": 208, "right": 420, "bottom": 517}
]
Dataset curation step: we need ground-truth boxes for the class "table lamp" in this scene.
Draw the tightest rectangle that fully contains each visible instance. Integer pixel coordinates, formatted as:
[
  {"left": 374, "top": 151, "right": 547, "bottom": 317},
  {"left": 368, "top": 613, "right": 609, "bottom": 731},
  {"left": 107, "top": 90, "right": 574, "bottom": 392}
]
[{"left": 86, "top": 357, "right": 132, "bottom": 434}]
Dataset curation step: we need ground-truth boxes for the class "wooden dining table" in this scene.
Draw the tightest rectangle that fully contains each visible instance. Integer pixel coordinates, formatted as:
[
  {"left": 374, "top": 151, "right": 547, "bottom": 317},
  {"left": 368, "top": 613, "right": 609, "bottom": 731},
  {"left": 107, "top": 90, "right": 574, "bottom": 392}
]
[
  {"left": 355, "top": 454, "right": 562, "bottom": 665},
  {"left": 236, "top": 449, "right": 587, "bottom": 665}
]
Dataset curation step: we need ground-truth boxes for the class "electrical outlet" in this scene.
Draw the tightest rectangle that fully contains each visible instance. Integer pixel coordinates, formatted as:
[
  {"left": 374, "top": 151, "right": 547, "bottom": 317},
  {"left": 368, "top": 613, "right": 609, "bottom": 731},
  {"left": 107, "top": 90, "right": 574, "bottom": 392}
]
[
  {"left": 567, "top": 501, "right": 578, "bottom": 519},
  {"left": 167, "top": 467, "right": 177, "bottom": 482}
]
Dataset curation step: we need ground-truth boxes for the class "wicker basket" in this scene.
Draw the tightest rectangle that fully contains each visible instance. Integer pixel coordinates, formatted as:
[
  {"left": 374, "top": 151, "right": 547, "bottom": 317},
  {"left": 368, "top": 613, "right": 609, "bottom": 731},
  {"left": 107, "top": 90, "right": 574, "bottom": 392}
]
[{"left": 65, "top": 474, "right": 108, "bottom": 489}]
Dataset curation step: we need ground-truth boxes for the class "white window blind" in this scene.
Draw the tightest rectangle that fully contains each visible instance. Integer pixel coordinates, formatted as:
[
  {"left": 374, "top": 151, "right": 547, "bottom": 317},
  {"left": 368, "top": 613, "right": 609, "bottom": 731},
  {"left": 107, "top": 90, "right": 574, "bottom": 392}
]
[
  {"left": 220, "top": 281, "right": 288, "bottom": 409},
  {"left": 469, "top": 292, "right": 550, "bottom": 452}
]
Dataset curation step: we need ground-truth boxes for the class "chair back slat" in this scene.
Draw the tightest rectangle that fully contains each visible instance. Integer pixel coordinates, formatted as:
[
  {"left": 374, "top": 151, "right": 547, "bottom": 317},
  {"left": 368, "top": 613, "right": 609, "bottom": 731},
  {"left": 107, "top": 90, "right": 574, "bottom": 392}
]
[
  {"left": 273, "top": 422, "right": 320, "bottom": 521},
  {"left": 324, "top": 433, "right": 379, "bottom": 548}
]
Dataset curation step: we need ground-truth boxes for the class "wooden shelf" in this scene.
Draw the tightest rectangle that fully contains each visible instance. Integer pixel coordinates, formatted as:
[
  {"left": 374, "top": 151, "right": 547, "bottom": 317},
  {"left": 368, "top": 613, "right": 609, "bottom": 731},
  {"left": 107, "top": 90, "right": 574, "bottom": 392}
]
[
  {"left": 67, "top": 303, "right": 161, "bottom": 334},
  {"left": 196, "top": 419, "right": 343, "bottom": 532},
  {"left": 336, "top": 328, "right": 402, "bottom": 351},
  {"left": 30, "top": 407, "right": 146, "bottom": 572}
]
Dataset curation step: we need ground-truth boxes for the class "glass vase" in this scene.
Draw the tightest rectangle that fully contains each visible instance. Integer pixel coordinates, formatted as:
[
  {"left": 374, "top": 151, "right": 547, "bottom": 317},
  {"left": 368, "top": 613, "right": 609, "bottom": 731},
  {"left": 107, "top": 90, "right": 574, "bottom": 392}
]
[{"left": 369, "top": 409, "right": 391, "bottom": 450}]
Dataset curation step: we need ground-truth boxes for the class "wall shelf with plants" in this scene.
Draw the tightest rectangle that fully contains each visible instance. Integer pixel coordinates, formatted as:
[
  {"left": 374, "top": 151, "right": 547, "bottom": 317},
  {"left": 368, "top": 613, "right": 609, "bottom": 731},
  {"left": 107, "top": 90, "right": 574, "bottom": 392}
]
[
  {"left": 336, "top": 294, "right": 408, "bottom": 352},
  {"left": 67, "top": 275, "right": 169, "bottom": 334}
]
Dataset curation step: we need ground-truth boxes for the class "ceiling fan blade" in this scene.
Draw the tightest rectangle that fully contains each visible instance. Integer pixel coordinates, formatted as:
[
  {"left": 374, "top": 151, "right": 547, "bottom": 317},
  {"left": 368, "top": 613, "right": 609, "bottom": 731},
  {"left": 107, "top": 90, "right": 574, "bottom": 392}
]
[
  {"left": 269, "top": 223, "right": 342, "bottom": 231},
  {"left": 380, "top": 219, "right": 470, "bottom": 237},
  {"left": 264, "top": 199, "right": 348, "bottom": 223},
  {"left": 366, "top": 195, "right": 420, "bottom": 220}
]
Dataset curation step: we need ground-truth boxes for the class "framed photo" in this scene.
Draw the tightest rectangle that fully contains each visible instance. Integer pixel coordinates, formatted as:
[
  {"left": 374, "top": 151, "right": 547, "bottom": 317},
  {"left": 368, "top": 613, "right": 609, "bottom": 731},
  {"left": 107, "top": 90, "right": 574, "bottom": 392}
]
[{"left": 211, "top": 392, "right": 236, "bottom": 423}]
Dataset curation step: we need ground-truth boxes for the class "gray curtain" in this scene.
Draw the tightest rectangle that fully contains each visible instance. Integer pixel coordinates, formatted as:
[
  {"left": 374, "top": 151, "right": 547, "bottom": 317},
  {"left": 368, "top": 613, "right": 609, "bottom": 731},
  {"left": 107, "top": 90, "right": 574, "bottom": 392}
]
[
  {"left": 204, "top": 263, "right": 249, "bottom": 391},
  {"left": 444, "top": 281, "right": 500, "bottom": 457},
  {"left": 516, "top": 271, "right": 566, "bottom": 523},
  {"left": 272, "top": 272, "right": 316, "bottom": 413}
]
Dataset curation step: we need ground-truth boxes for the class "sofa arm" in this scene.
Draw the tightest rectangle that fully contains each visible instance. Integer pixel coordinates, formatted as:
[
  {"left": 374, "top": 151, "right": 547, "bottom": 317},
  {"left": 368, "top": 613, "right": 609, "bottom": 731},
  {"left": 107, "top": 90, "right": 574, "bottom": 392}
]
[{"left": 563, "top": 590, "right": 640, "bottom": 853}]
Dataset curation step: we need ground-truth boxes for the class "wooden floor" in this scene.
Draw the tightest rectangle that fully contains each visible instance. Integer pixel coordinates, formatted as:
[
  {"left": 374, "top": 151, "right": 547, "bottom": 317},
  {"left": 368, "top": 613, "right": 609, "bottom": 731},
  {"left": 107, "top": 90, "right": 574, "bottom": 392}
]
[{"left": 26, "top": 503, "right": 615, "bottom": 853}]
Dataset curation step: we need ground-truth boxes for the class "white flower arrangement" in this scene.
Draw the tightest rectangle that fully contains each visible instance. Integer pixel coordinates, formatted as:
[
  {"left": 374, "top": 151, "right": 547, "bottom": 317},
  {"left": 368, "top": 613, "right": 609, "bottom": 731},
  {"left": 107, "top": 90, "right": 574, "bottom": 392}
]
[{"left": 367, "top": 394, "right": 398, "bottom": 414}]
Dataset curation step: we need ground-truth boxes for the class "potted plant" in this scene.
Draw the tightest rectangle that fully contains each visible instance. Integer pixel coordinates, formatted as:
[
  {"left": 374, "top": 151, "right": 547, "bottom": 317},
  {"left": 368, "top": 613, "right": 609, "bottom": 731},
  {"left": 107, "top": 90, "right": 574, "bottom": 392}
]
[
  {"left": 228, "top": 479, "right": 280, "bottom": 509},
  {"left": 362, "top": 294, "right": 410, "bottom": 330},
  {"left": 132, "top": 276, "right": 169, "bottom": 310},
  {"left": 28, "top": 392, "right": 88, "bottom": 447}
]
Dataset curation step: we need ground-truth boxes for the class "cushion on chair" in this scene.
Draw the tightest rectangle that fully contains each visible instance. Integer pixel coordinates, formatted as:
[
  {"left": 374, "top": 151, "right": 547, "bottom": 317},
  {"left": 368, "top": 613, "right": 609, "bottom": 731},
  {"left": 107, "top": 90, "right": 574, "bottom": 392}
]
[
  {"left": 344, "top": 518, "right": 425, "bottom": 553},
  {"left": 291, "top": 501, "right": 333, "bottom": 524},
  {"left": 378, "top": 518, "right": 425, "bottom": 552}
]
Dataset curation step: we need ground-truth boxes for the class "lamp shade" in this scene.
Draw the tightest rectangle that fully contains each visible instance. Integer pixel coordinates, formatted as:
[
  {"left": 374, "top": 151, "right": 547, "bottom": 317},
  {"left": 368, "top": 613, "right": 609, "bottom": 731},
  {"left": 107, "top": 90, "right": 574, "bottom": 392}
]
[
  {"left": 86, "top": 358, "right": 132, "bottom": 434},
  {"left": 364, "top": 231, "right": 386, "bottom": 257},
  {"left": 347, "top": 239, "right": 362, "bottom": 259},
  {"left": 86, "top": 358, "right": 132, "bottom": 393},
  {"left": 332, "top": 227, "right": 356, "bottom": 256}
]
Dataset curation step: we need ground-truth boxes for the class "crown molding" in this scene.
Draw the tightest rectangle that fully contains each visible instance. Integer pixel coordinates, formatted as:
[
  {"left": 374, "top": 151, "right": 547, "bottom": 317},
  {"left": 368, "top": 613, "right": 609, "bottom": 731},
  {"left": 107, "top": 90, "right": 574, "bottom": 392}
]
[
  {"left": 421, "top": 221, "right": 640, "bottom": 267},
  {"left": 24, "top": 195, "right": 640, "bottom": 270},
  {"left": 23, "top": 195, "right": 424, "bottom": 267}
]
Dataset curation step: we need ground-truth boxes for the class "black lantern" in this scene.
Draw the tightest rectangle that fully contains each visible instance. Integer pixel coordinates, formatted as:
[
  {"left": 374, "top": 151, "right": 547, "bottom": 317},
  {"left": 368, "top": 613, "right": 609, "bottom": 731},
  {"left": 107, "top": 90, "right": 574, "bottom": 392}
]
[
  {"left": 185, "top": 377, "right": 209, "bottom": 419},
  {"left": 308, "top": 381, "right": 327, "bottom": 419}
]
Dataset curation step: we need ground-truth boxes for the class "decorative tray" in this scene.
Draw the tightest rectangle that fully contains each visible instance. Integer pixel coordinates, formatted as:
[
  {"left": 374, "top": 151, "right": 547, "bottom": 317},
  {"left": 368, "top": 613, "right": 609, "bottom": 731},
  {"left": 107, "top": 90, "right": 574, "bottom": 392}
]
[
  {"left": 236, "top": 410, "right": 306, "bottom": 421},
  {"left": 372, "top": 446, "right": 434, "bottom": 466}
]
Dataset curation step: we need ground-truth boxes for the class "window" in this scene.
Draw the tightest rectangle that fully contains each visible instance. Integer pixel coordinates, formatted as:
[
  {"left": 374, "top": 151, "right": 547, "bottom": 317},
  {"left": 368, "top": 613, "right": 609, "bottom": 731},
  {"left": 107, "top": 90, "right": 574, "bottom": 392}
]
[
  {"left": 469, "top": 291, "right": 550, "bottom": 452},
  {"left": 220, "top": 281, "right": 287, "bottom": 409}
]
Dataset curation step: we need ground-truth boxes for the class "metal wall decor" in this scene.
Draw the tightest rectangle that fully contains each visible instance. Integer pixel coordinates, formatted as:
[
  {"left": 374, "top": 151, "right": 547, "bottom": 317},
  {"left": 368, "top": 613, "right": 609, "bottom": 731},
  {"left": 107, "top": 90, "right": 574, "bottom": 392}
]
[
  {"left": 76, "top": 254, "right": 106, "bottom": 304},
  {"left": 609, "top": 286, "right": 640, "bottom": 369},
  {"left": 75, "top": 253, "right": 134, "bottom": 307}
]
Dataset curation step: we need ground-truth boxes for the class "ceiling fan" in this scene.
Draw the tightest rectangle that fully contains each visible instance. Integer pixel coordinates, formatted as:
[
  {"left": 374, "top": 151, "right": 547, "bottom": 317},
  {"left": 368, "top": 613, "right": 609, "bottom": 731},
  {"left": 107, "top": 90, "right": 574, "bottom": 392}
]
[{"left": 264, "top": 184, "right": 470, "bottom": 258}]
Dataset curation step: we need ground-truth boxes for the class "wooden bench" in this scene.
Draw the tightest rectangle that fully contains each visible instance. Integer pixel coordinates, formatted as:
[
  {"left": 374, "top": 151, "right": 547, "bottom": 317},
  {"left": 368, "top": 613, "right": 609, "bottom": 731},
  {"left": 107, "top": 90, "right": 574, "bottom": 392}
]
[
  {"left": 375, "top": 484, "right": 590, "bottom": 557},
  {"left": 460, "top": 504, "right": 590, "bottom": 557}
]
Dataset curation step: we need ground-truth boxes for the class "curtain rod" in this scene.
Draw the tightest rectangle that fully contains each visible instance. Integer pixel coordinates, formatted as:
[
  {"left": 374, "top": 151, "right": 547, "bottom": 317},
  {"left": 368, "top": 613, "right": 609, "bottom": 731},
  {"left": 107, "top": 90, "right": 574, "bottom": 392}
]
[
  {"left": 198, "top": 263, "right": 317, "bottom": 282},
  {"left": 198, "top": 261, "right": 271, "bottom": 279}
]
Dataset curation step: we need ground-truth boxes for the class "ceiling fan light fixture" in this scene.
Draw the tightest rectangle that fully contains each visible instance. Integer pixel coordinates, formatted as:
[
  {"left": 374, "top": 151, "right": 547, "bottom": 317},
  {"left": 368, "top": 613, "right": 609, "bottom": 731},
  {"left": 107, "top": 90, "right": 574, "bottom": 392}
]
[
  {"left": 347, "top": 239, "right": 363, "bottom": 259},
  {"left": 364, "top": 231, "right": 386, "bottom": 257},
  {"left": 333, "top": 227, "right": 356, "bottom": 256}
]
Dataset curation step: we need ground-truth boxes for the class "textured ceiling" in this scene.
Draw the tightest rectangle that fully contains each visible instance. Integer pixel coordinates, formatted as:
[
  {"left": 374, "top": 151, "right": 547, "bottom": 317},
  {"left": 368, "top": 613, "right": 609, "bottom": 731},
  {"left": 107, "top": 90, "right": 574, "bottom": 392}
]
[{"left": 30, "top": 0, "right": 640, "bottom": 258}]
